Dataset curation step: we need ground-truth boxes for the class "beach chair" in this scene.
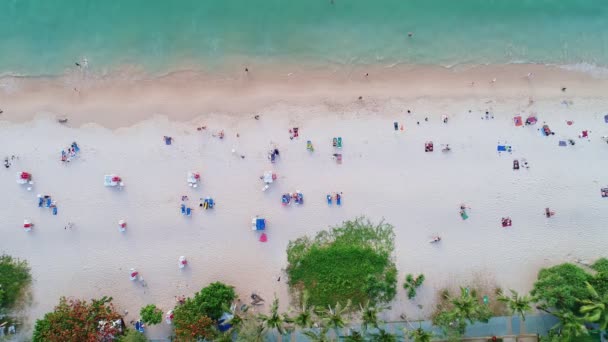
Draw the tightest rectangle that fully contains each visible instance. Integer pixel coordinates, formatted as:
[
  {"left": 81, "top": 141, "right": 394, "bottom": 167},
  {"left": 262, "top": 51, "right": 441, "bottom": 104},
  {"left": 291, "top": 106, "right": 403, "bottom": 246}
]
[
  {"left": 327, "top": 194, "right": 332, "bottom": 205},
  {"left": 282, "top": 194, "right": 291, "bottom": 205},
  {"left": 180, "top": 204, "right": 186, "bottom": 215},
  {"left": 526, "top": 116, "right": 537, "bottom": 125},
  {"left": 252, "top": 217, "right": 266, "bottom": 231},
  {"left": 497, "top": 145, "right": 512, "bottom": 153},
  {"left": 135, "top": 321, "right": 144, "bottom": 333}
]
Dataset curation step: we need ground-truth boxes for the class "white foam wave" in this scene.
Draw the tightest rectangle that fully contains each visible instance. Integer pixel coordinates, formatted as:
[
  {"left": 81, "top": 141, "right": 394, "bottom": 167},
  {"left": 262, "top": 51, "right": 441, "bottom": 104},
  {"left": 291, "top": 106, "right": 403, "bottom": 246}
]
[{"left": 557, "top": 62, "right": 608, "bottom": 79}]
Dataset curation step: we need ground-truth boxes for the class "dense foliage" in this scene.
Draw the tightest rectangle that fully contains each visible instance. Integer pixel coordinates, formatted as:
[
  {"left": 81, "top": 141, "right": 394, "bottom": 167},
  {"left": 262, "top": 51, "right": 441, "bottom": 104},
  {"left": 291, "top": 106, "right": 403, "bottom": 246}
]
[
  {"left": 0, "top": 254, "right": 32, "bottom": 311},
  {"left": 140, "top": 304, "right": 162, "bottom": 325},
  {"left": 286, "top": 217, "right": 397, "bottom": 308},
  {"left": 531, "top": 263, "right": 591, "bottom": 311},
  {"left": 32, "top": 296, "right": 123, "bottom": 342},
  {"left": 118, "top": 329, "right": 147, "bottom": 342},
  {"left": 172, "top": 282, "right": 236, "bottom": 341},
  {"left": 432, "top": 287, "right": 492, "bottom": 341},
  {"left": 404, "top": 274, "right": 425, "bottom": 299}
]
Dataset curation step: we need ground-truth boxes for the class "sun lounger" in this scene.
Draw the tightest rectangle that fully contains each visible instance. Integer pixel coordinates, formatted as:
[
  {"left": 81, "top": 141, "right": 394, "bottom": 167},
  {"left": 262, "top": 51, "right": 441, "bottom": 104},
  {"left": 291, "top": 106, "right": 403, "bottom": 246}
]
[
  {"left": 336, "top": 194, "right": 341, "bottom": 206},
  {"left": 181, "top": 204, "right": 186, "bottom": 215},
  {"left": 337, "top": 137, "right": 342, "bottom": 148},
  {"left": 252, "top": 217, "right": 266, "bottom": 231},
  {"left": 497, "top": 145, "right": 512, "bottom": 152},
  {"left": 52, "top": 207, "right": 58, "bottom": 215},
  {"left": 327, "top": 194, "right": 332, "bottom": 205},
  {"left": 559, "top": 140, "right": 567, "bottom": 146}
]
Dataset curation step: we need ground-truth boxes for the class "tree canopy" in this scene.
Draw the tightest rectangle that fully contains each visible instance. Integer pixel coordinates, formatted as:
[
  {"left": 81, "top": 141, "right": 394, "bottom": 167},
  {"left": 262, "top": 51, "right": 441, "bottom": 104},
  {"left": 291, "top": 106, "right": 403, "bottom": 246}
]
[
  {"left": 32, "top": 296, "right": 123, "bottom": 342},
  {"left": 0, "top": 254, "right": 32, "bottom": 311},
  {"left": 531, "top": 263, "right": 591, "bottom": 311},
  {"left": 172, "top": 281, "right": 236, "bottom": 341},
  {"left": 286, "top": 217, "right": 397, "bottom": 308}
]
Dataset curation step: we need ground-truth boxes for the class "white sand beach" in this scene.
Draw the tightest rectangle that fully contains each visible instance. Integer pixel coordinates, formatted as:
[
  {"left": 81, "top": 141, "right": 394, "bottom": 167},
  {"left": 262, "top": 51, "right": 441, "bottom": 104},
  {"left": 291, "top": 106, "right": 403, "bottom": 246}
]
[{"left": 1, "top": 64, "right": 608, "bottom": 339}]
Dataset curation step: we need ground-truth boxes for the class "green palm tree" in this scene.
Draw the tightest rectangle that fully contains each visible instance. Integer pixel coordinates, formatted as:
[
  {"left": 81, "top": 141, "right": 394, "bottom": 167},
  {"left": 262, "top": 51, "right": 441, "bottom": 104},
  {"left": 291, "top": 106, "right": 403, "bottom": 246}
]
[
  {"left": 451, "top": 288, "right": 482, "bottom": 324},
  {"left": 235, "top": 318, "right": 266, "bottom": 342},
  {"left": 579, "top": 281, "right": 608, "bottom": 330},
  {"left": 292, "top": 291, "right": 316, "bottom": 329},
  {"left": 369, "top": 328, "right": 397, "bottom": 342},
  {"left": 257, "top": 297, "right": 290, "bottom": 336},
  {"left": 405, "top": 326, "right": 433, "bottom": 342},
  {"left": 552, "top": 310, "right": 588, "bottom": 339},
  {"left": 497, "top": 289, "right": 532, "bottom": 334},
  {"left": 321, "top": 300, "right": 351, "bottom": 337},
  {"left": 303, "top": 326, "right": 334, "bottom": 342},
  {"left": 359, "top": 301, "right": 384, "bottom": 332}
]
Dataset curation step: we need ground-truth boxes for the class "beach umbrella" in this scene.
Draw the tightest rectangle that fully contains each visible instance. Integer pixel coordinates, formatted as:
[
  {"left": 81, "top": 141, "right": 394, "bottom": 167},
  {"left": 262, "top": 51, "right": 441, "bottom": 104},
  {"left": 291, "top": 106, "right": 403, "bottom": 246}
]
[
  {"left": 23, "top": 219, "right": 33, "bottom": 232},
  {"left": 165, "top": 310, "right": 174, "bottom": 324},
  {"left": 129, "top": 268, "right": 139, "bottom": 281},
  {"left": 178, "top": 256, "right": 187, "bottom": 269},
  {"left": 118, "top": 220, "right": 127, "bottom": 232}
]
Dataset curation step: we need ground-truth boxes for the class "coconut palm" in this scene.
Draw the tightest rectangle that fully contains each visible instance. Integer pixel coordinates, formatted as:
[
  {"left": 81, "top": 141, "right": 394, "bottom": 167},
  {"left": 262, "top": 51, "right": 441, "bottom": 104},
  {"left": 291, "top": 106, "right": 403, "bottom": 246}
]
[
  {"left": 257, "top": 297, "right": 290, "bottom": 336},
  {"left": 359, "top": 301, "right": 384, "bottom": 332},
  {"left": 369, "top": 328, "right": 397, "bottom": 342},
  {"left": 405, "top": 326, "right": 434, "bottom": 342},
  {"left": 552, "top": 310, "right": 588, "bottom": 339},
  {"left": 321, "top": 300, "right": 351, "bottom": 337},
  {"left": 497, "top": 289, "right": 532, "bottom": 322},
  {"left": 235, "top": 318, "right": 266, "bottom": 342},
  {"left": 579, "top": 281, "right": 608, "bottom": 330},
  {"left": 451, "top": 287, "right": 490, "bottom": 325},
  {"left": 497, "top": 289, "right": 532, "bottom": 334},
  {"left": 292, "top": 291, "right": 316, "bottom": 329},
  {"left": 303, "top": 326, "right": 334, "bottom": 342}
]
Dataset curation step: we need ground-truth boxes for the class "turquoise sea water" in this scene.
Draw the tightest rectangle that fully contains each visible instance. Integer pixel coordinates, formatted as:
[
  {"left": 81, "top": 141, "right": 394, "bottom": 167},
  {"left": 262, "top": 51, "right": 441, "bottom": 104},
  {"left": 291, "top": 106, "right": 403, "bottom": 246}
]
[{"left": 1, "top": 0, "right": 608, "bottom": 76}]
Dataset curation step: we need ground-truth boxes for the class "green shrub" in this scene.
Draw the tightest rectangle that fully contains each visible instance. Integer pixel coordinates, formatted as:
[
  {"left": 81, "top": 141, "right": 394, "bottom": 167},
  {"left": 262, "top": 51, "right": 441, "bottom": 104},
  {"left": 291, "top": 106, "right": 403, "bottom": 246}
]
[
  {"left": 118, "top": 329, "right": 148, "bottom": 342},
  {"left": 140, "top": 304, "right": 162, "bottom": 325},
  {"left": 286, "top": 217, "right": 397, "bottom": 308},
  {"left": 531, "top": 263, "right": 591, "bottom": 311},
  {"left": 0, "top": 254, "right": 32, "bottom": 310}
]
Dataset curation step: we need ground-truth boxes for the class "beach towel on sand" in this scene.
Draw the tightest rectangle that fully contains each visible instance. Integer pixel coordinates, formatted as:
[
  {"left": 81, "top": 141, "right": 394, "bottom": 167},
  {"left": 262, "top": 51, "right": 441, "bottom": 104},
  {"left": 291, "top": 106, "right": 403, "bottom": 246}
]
[
  {"left": 605, "top": 114, "right": 608, "bottom": 123},
  {"left": 514, "top": 116, "right": 523, "bottom": 127},
  {"left": 497, "top": 145, "right": 512, "bottom": 152},
  {"left": 559, "top": 140, "right": 567, "bottom": 146}
]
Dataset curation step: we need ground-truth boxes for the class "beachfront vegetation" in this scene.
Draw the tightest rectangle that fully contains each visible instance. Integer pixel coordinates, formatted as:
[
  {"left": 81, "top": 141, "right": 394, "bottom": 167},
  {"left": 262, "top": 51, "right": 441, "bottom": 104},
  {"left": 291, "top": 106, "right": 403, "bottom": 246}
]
[
  {"left": 531, "top": 263, "right": 591, "bottom": 312},
  {"left": 0, "top": 254, "right": 31, "bottom": 312},
  {"left": 432, "top": 287, "right": 492, "bottom": 341},
  {"left": 405, "top": 326, "right": 434, "bottom": 342},
  {"left": 139, "top": 304, "right": 162, "bottom": 325},
  {"left": 32, "top": 296, "right": 123, "bottom": 342},
  {"left": 404, "top": 273, "right": 425, "bottom": 299},
  {"left": 530, "top": 260, "right": 608, "bottom": 340},
  {"left": 171, "top": 281, "right": 236, "bottom": 341},
  {"left": 286, "top": 217, "right": 397, "bottom": 308},
  {"left": 118, "top": 329, "right": 147, "bottom": 342}
]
